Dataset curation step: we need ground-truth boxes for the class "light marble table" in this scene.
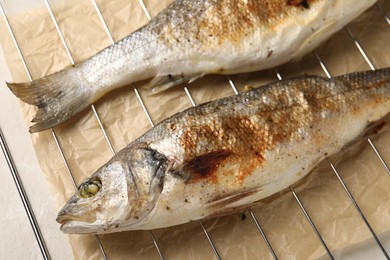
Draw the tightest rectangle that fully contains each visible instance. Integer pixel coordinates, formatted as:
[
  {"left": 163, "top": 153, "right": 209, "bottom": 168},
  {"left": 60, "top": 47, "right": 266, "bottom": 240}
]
[{"left": 0, "top": 46, "right": 73, "bottom": 260}]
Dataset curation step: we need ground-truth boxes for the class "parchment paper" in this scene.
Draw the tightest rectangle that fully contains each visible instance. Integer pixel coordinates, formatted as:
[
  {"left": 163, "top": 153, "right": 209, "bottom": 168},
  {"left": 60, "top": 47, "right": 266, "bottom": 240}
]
[{"left": 0, "top": 0, "right": 389, "bottom": 259}]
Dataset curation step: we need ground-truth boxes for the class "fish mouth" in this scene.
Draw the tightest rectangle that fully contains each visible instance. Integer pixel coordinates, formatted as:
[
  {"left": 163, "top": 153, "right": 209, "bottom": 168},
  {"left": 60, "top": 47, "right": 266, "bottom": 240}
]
[{"left": 60, "top": 220, "right": 106, "bottom": 234}]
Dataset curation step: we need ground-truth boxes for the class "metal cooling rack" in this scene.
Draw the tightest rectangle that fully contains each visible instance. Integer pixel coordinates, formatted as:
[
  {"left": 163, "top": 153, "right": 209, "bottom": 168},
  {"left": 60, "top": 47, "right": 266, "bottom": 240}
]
[{"left": 0, "top": 1, "right": 389, "bottom": 259}]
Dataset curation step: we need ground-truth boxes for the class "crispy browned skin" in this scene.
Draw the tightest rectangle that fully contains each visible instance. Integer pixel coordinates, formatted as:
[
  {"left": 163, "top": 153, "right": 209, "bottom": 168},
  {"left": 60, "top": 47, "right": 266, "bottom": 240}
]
[
  {"left": 58, "top": 68, "right": 390, "bottom": 233},
  {"left": 154, "top": 0, "right": 317, "bottom": 48},
  {"left": 138, "top": 69, "right": 390, "bottom": 185},
  {"left": 9, "top": 0, "right": 376, "bottom": 133}
]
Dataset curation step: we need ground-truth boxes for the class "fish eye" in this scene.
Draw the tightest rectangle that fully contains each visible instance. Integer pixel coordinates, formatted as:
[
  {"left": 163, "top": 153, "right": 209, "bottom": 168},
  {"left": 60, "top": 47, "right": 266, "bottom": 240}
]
[{"left": 79, "top": 178, "right": 102, "bottom": 198}]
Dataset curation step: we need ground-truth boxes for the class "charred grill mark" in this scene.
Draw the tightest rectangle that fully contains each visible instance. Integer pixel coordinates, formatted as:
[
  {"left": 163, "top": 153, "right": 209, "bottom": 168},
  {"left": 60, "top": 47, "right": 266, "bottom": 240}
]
[
  {"left": 174, "top": 72, "right": 390, "bottom": 185},
  {"left": 184, "top": 150, "right": 232, "bottom": 183},
  {"left": 179, "top": 98, "right": 314, "bottom": 183}
]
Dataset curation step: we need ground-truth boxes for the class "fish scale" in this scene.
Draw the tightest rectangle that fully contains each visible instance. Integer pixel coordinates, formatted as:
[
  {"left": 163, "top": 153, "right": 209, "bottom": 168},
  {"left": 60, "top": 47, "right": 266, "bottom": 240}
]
[
  {"left": 56, "top": 68, "right": 390, "bottom": 233},
  {"left": 6, "top": 0, "right": 377, "bottom": 132}
]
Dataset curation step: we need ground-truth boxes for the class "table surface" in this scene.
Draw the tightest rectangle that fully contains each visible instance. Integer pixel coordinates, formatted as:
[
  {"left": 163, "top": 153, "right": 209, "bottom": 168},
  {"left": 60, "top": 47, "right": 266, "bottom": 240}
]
[{"left": 0, "top": 46, "right": 73, "bottom": 259}]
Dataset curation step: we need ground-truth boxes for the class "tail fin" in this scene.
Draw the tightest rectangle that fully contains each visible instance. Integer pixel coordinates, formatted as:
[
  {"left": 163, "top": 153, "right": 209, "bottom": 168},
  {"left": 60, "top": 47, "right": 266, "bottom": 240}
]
[{"left": 6, "top": 68, "right": 93, "bottom": 133}]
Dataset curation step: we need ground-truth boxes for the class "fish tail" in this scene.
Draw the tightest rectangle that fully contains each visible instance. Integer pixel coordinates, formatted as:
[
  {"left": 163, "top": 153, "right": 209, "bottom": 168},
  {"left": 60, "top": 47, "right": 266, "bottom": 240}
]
[{"left": 6, "top": 68, "right": 93, "bottom": 133}]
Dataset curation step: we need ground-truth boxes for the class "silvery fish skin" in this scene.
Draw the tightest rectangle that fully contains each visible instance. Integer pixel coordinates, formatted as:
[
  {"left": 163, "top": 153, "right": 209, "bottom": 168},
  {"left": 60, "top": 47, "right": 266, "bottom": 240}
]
[
  {"left": 7, "top": 0, "right": 376, "bottom": 132},
  {"left": 56, "top": 68, "right": 390, "bottom": 234}
]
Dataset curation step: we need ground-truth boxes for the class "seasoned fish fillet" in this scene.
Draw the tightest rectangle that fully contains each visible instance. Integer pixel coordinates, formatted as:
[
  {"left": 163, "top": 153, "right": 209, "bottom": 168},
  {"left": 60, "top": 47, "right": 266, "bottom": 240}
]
[
  {"left": 56, "top": 68, "right": 390, "bottom": 234},
  {"left": 6, "top": 0, "right": 376, "bottom": 132}
]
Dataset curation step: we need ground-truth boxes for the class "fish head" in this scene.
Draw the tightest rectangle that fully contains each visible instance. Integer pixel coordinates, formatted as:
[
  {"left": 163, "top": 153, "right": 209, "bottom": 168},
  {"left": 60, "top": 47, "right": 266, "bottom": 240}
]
[{"left": 57, "top": 145, "right": 168, "bottom": 234}]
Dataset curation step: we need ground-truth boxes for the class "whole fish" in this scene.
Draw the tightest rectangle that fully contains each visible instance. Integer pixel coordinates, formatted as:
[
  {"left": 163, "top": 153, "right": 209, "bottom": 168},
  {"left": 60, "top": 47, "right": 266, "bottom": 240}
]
[
  {"left": 7, "top": 0, "right": 376, "bottom": 132},
  {"left": 56, "top": 68, "right": 390, "bottom": 234}
]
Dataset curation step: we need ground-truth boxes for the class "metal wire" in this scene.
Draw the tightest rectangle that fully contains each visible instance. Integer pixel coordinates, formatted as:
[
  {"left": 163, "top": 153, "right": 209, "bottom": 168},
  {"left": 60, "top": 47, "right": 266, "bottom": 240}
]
[
  {"left": 0, "top": 2, "right": 32, "bottom": 81},
  {"left": 198, "top": 220, "right": 221, "bottom": 260},
  {"left": 225, "top": 74, "right": 279, "bottom": 258},
  {"left": 290, "top": 188, "right": 334, "bottom": 259},
  {"left": 368, "top": 138, "right": 390, "bottom": 175},
  {"left": 272, "top": 70, "right": 333, "bottom": 258},
  {"left": 44, "top": 0, "right": 75, "bottom": 65},
  {"left": 2, "top": 1, "right": 389, "bottom": 259},
  {"left": 0, "top": 2, "right": 109, "bottom": 259},
  {"left": 345, "top": 26, "right": 376, "bottom": 71},
  {"left": 314, "top": 51, "right": 331, "bottom": 79},
  {"left": 376, "top": 3, "right": 390, "bottom": 26},
  {"left": 328, "top": 160, "right": 389, "bottom": 258},
  {"left": 181, "top": 80, "right": 222, "bottom": 260},
  {"left": 0, "top": 128, "right": 51, "bottom": 260},
  {"left": 249, "top": 210, "right": 278, "bottom": 260},
  {"left": 91, "top": 0, "right": 115, "bottom": 43},
  {"left": 44, "top": 0, "right": 115, "bottom": 154},
  {"left": 50, "top": 129, "right": 77, "bottom": 189},
  {"left": 130, "top": 1, "right": 223, "bottom": 258},
  {"left": 227, "top": 75, "right": 239, "bottom": 95},
  {"left": 138, "top": 0, "right": 151, "bottom": 20},
  {"left": 91, "top": 105, "right": 116, "bottom": 154},
  {"left": 314, "top": 42, "right": 389, "bottom": 257},
  {"left": 87, "top": 3, "right": 165, "bottom": 257},
  {"left": 344, "top": 25, "right": 390, "bottom": 175},
  {"left": 184, "top": 87, "right": 196, "bottom": 107},
  {"left": 43, "top": 0, "right": 165, "bottom": 258}
]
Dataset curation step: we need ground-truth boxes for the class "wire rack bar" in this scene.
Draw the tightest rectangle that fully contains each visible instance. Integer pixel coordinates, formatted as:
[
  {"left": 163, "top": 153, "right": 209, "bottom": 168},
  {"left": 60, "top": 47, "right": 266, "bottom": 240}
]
[
  {"left": 376, "top": 3, "right": 390, "bottom": 25},
  {"left": 89, "top": 1, "right": 166, "bottom": 257},
  {"left": 368, "top": 138, "right": 390, "bottom": 175},
  {"left": 227, "top": 75, "right": 239, "bottom": 95},
  {"left": 249, "top": 210, "right": 278, "bottom": 260},
  {"left": 88, "top": 5, "right": 165, "bottom": 259},
  {"left": 274, "top": 69, "right": 282, "bottom": 81},
  {"left": 344, "top": 26, "right": 390, "bottom": 175},
  {"left": 44, "top": 0, "right": 115, "bottom": 155},
  {"left": 182, "top": 82, "right": 223, "bottom": 260},
  {"left": 91, "top": 105, "right": 116, "bottom": 154},
  {"left": 2, "top": 1, "right": 389, "bottom": 259},
  {"left": 44, "top": 0, "right": 75, "bottom": 65},
  {"left": 184, "top": 86, "right": 196, "bottom": 106},
  {"left": 133, "top": 87, "right": 166, "bottom": 260},
  {"left": 345, "top": 26, "right": 376, "bottom": 71},
  {"left": 136, "top": 85, "right": 218, "bottom": 260},
  {"left": 314, "top": 52, "right": 331, "bottom": 79},
  {"left": 199, "top": 220, "right": 222, "bottom": 260},
  {"left": 272, "top": 71, "right": 333, "bottom": 258},
  {"left": 0, "top": 2, "right": 109, "bottom": 259},
  {"left": 0, "top": 128, "right": 51, "bottom": 260},
  {"left": 91, "top": 0, "right": 115, "bottom": 44},
  {"left": 0, "top": 2, "right": 32, "bottom": 81},
  {"left": 290, "top": 188, "right": 334, "bottom": 259},
  {"left": 225, "top": 75, "right": 279, "bottom": 258},
  {"left": 149, "top": 230, "right": 165, "bottom": 260},
  {"left": 134, "top": 87, "right": 155, "bottom": 127},
  {"left": 50, "top": 129, "right": 77, "bottom": 188},
  {"left": 41, "top": 0, "right": 165, "bottom": 257},
  {"left": 328, "top": 160, "right": 389, "bottom": 258},
  {"left": 133, "top": 2, "right": 222, "bottom": 258},
  {"left": 138, "top": 0, "right": 151, "bottom": 20},
  {"left": 221, "top": 46, "right": 286, "bottom": 259},
  {"left": 314, "top": 45, "right": 389, "bottom": 257}
]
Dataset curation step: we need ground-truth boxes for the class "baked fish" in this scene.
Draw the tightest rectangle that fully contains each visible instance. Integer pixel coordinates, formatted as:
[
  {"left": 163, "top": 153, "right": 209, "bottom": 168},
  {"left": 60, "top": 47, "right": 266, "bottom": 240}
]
[
  {"left": 7, "top": 0, "right": 376, "bottom": 132},
  {"left": 56, "top": 68, "right": 390, "bottom": 234}
]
